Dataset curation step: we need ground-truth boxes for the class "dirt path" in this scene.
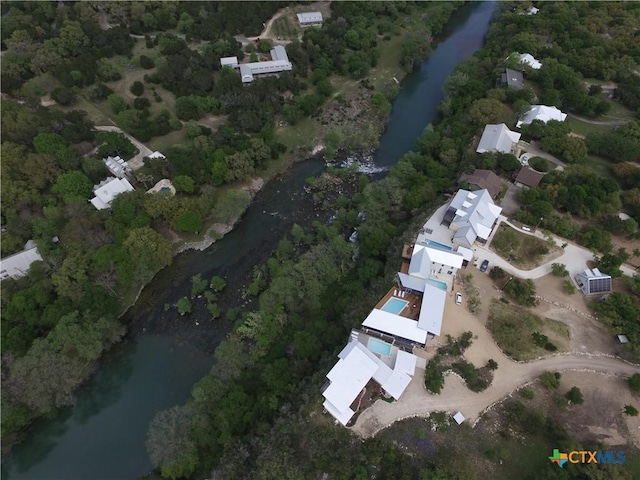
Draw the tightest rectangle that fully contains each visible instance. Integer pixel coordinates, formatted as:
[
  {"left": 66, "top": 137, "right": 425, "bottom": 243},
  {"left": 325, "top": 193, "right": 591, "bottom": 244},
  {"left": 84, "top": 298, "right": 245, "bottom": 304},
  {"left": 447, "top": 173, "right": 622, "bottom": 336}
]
[{"left": 567, "top": 112, "right": 627, "bottom": 126}]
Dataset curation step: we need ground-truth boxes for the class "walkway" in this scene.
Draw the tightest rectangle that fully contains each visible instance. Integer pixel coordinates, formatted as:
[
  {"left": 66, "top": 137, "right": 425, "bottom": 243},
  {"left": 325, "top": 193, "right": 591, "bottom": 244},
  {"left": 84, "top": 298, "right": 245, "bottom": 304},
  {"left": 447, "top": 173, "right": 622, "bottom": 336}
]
[{"left": 95, "top": 126, "right": 153, "bottom": 171}]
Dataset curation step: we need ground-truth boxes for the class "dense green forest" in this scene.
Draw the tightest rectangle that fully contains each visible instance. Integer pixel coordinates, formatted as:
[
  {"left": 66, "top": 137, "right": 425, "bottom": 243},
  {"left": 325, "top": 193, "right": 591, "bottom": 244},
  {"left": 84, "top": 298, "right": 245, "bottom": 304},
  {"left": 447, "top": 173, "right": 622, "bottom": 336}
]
[
  {"left": 138, "top": 2, "right": 640, "bottom": 479},
  {"left": 0, "top": 0, "right": 463, "bottom": 450}
]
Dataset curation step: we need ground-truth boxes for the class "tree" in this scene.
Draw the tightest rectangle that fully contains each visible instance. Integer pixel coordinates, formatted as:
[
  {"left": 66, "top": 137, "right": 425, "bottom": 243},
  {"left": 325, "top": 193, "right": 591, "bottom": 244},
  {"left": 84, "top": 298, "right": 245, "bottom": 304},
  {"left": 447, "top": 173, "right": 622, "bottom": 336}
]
[
  {"left": 176, "top": 297, "right": 192, "bottom": 315},
  {"left": 191, "top": 274, "right": 208, "bottom": 298},
  {"left": 124, "top": 227, "right": 173, "bottom": 273},
  {"left": 489, "top": 266, "right": 506, "bottom": 280},
  {"left": 624, "top": 405, "right": 638, "bottom": 416},
  {"left": 130, "top": 81, "right": 144, "bottom": 97},
  {"left": 486, "top": 359, "right": 498, "bottom": 370},
  {"left": 107, "top": 94, "right": 128, "bottom": 114},
  {"left": 53, "top": 171, "right": 93, "bottom": 203},
  {"left": 140, "top": 55, "right": 155, "bottom": 69},
  {"left": 174, "top": 211, "right": 202, "bottom": 233},
  {"left": 173, "top": 175, "right": 195, "bottom": 194},
  {"left": 565, "top": 386, "right": 584, "bottom": 405},
  {"left": 96, "top": 131, "right": 138, "bottom": 160},
  {"left": 210, "top": 276, "right": 227, "bottom": 292},
  {"left": 146, "top": 405, "right": 198, "bottom": 479}
]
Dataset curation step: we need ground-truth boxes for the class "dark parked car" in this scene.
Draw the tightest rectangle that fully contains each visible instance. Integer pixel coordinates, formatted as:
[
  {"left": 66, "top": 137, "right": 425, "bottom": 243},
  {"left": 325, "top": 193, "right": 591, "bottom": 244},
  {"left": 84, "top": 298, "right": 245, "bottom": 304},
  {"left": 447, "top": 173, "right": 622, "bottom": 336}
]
[{"left": 480, "top": 259, "right": 489, "bottom": 272}]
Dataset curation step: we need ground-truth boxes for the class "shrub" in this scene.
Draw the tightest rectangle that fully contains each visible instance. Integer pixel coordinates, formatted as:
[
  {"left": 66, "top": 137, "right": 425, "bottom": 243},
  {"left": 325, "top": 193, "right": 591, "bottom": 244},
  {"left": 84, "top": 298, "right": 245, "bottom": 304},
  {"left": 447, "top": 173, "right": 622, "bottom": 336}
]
[
  {"left": 562, "top": 280, "right": 576, "bottom": 295},
  {"left": 486, "top": 359, "right": 498, "bottom": 370},
  {"left": 140, "top": 55, "right": 155, "bottom": 69},
  {"left": 451, "top": 360, "right": 489, "bottom": 392},
  {"left": 628, "top": 373, "right": 640, "bottom": 392},
  {"left": 424, "top": 356, "right": 445, "bottom": 394},
  {"left": 532, "top": 332, "right": 549, "bottom": 348},
  {"left": 519, "top": 387, "right": 535, "bottom": 400},
  {"left": 504, "top": 278, "right": 538, "bottom": 307},
  {"left": 489, "top": 266, "right": 506, "bottom": 280},
  {"left": 210, "top": 276, "right": 227, "bottom": 292},
  {"left": 134, "top": 97, "right": 151, "bottom": 110},
  {"left": 551, "top": 263, "right": 569, "bottom": 277},
  {"left": 624, "top": 405, "right": 638, "bottom": 416},
  {"left": 539, "top": 371, "right": 561, "bottom": 389},
  {"left": 565, "top": 386, "right": 584, "bottom": 405},
  {"left": 50, "top": 87, "right": 76, "bottom": 106},
  {"left": 191, "top": 274, "right": 208, "bottom": 298},
  {"left": 528, "top": 156, "right": 550, "bottom": 172}
]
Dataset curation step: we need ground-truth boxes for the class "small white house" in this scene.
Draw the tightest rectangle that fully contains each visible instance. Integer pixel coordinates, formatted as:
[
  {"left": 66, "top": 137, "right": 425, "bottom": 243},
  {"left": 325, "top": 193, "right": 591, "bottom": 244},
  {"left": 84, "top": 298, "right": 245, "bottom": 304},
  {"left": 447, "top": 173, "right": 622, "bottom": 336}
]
[
  {"left": 91, "top": 177, "right": 135, "bottom": 210},
  {"left": 517, "top": 105, "right": 567, "bottom": 128},
  {"left": 103, "top": 155, "right": 131, "bottom": 178},
  {"left": 297, "top": 12, "right": 323, "bottom": 26},
  {"left": 518, "top": 53, "right": 542, "bottom": 69},
  {"left": 0, "top": 242, "right": 43, "bottom": 281}
]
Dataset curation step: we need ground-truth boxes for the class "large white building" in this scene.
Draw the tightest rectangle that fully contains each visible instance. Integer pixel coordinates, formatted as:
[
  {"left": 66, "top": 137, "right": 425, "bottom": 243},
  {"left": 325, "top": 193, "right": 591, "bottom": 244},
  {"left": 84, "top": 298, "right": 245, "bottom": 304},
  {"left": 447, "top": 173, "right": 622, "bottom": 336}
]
[
  {"left": 516, "top": 105, "right": 567, "bottom": 128},
  {"left": 322, "top": 340, "right": 417, "bottom": 426},
  {"left": 90, "top": 177, "right": 135, "bottom": 210},
  {"left": 442, "top": 189, "right": 502, "bottom": 248},
  {"left": 221, "top": 45, "right": 292, "bottom": 84},
  {"left": 0, "top": 241, "right": 43, "bottom": 281},
  {"left": 476, "top": 123, "right": 521, "bottom": 154}
]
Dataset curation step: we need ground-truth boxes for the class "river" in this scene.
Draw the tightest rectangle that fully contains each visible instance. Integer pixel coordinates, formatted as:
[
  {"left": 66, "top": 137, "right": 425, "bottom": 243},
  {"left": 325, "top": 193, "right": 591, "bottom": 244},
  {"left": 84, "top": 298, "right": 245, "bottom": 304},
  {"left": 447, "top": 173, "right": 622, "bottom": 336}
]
[{"left": 1, "top": 2, "right": 496, "bottom": 478}]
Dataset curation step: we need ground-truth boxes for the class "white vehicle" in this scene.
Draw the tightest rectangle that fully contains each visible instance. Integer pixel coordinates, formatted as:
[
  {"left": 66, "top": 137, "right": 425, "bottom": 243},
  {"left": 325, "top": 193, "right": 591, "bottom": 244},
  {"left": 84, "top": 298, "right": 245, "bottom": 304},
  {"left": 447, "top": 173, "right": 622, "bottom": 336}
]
[
  {"left": 455, "top": 293, "right": 463, "bottom": 305},
  {"left": 521, "top": 225, "right": 531, "bottom": 232}
]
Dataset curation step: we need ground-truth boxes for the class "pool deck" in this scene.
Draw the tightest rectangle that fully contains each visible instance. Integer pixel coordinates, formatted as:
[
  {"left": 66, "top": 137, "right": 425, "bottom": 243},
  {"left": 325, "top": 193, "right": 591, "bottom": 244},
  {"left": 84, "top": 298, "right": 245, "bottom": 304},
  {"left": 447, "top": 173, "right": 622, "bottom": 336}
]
[{"left": 374, "top": 287, "right": 421, "bottom": 321}]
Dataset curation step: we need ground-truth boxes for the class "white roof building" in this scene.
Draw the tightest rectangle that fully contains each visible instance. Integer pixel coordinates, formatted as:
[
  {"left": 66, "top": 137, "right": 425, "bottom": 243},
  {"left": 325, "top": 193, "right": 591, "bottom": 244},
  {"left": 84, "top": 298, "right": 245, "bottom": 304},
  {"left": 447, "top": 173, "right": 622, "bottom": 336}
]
[
  {"left": 362, "top": 309, "right": 429, "bottom": 345},
  {"left": 527, "top": 6, "right": 540, "bottom": 15},
  {"left": 225, "top": 45, "right": 292, "bottom": 84},
  {"left": 90, "top": 177, "right": 135, "bottom": 210},
  {"left": 517, "top": 105, "right": 567, "bottom": 128},
  {"left": 220, "top": 56, "right": 238, "bottom": 68},
  {"left": 476, "top": 123, "right": 521, "bottom": 154},
  {"left": 417, "top": 283, "right": 447, "bottom": 337},
  {"left": 519, "top": 53, "right": 542, "bottom": 70},
  {"left": 103, "top": 155, "right": 131, "bottom": 178},
  {"left": 148, "top": 151, "right": 166, "bottom": 160},
  {"left": 443, "top": 189, "right": 502, "bottom": 248},
  {"left": 297, "top": 12, "right": 323, "bottom": 25},
  {"left": 0, "top": 242, "right": 43, "bottom": 281},
  {"left": 322, "top": 340, "right": 417, "bottom": 425}
]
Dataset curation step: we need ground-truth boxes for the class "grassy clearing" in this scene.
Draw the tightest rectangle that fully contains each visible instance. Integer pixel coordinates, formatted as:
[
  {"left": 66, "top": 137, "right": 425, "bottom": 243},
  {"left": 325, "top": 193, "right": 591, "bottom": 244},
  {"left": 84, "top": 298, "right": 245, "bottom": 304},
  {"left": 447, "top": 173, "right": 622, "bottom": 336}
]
[
  {"left": 490, "top": 225, "right": 556, "bottom": 269},
  {"left": 271, "top": 16, "right": 301, "bottom": 40},
  {"left": 487, "top": 299, "right": 570, "bottom": 361},
  {"left": 566, "top": 117, "right": 612, "bottom": 137},
  {"left": 147, "top": 129, "right": 186, "bottom": 152},
  {"left": 584, "top": 154, "right": 615, "bottom": 179},
  {"left": 372, "top": 35, "right": 405, "bottom": 92},
  {"left": 275, "top": 116, "right": 322, "bottom": 153}
]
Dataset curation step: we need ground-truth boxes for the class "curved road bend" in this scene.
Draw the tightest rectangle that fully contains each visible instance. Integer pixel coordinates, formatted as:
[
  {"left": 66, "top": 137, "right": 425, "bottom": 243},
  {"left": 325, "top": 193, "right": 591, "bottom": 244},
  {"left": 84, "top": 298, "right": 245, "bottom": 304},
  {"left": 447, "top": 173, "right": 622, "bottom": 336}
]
[{"left": 352, "top": 353, "right": 639, "bottom": 438}]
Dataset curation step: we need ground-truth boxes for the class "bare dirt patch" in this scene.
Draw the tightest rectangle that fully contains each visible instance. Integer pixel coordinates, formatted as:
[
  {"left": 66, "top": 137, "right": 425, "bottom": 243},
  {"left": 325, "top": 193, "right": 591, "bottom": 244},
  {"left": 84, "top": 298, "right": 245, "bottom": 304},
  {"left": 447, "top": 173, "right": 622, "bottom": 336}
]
[{"left": 523, "top": 371, "right": 640, "bottom": 448}]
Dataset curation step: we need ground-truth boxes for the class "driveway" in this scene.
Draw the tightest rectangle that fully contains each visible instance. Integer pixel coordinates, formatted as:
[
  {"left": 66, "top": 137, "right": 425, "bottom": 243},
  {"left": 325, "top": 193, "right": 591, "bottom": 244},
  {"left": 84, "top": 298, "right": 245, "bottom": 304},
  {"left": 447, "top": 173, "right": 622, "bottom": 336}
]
[
  {"left": 476, "top": 216, "right": 637, "bottom": 279},
  {"left": 95, "top": 126, "right": 153, "bottom": 171},
  {"left": 518, "top": 140, "right": 566, "bottom": 170}
]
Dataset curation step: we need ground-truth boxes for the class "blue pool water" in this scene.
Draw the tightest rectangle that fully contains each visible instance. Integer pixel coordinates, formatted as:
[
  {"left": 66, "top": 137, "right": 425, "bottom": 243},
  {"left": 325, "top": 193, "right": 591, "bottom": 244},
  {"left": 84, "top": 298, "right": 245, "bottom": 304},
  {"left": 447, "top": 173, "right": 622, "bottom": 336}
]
[
  {"left": 425, "top": 278, "right": 448, "bottom": 291},
  {"left": 381, "top": 297, "right": 409, "bottom": 315},
  {"left": 160, "top": 187, "right": 171, "bottom": 193},
  {"left": 424, "top": 240, "right": 453, "bottom": 251},
  {"left": 368, "top": 338, "right": 392, "bottom": 356}
]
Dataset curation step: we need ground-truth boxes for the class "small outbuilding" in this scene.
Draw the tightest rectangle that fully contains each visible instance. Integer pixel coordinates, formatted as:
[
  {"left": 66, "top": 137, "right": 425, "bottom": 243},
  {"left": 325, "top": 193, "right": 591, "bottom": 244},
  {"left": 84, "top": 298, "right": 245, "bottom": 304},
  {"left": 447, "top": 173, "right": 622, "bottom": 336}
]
[
  {"left": 453, "top": 412, "right": 466, "bottom": 425},
  {"left": 574, "top": 268, "right": 612, "bottom": 296},
  {"left": 501, "top": 68, "right": 524, "bottom": 90},
  {"left": 514, "top": 167, "right": 544, "bottom": 188},
  {"left": 517, "top": 105, "right": 567, "bottom": 128},
  {"left": 297, "top": 12, "right": 323, "bottom": 26}
]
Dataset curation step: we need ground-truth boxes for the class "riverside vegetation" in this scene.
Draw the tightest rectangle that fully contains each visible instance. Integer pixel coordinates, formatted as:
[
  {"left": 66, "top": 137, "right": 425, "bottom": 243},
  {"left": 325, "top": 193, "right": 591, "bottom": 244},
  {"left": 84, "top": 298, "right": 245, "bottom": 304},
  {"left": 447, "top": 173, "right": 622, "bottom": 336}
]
[
  {"left": 143, "top": 3, "right": 640, "bottom": 479},
  {"left": 0, "top": 0, "right": 464, "bottom": 453}
]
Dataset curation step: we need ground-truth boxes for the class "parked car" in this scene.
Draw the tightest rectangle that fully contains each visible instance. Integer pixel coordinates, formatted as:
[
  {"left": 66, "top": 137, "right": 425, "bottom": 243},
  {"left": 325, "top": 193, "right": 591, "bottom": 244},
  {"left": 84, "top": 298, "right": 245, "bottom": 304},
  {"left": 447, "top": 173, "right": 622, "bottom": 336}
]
[
  {"left": 480, "top": 259, "right": 489, "bottom": 272},
  {"left": 455, "top": 293, "right": 463, "bottom": 305},
  {"left": 521, "top": 225, "right": 531, "bottom": 232}
]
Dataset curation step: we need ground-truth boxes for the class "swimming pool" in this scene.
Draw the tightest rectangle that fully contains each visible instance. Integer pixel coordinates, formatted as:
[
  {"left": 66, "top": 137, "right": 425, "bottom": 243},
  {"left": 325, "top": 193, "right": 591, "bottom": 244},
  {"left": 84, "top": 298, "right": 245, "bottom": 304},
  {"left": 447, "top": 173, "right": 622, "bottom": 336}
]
[
  {"left": 423, "top": 239, "right": 453, "bottom": 251},
  {"left": 425, "top": 278, "right": 448, "bottom": 291},
  {"left": 381, "top": 297, "right": 409, "bottom": 315},
  {"left": 368, "top": 337, "right": 392, "bottom": 356}
]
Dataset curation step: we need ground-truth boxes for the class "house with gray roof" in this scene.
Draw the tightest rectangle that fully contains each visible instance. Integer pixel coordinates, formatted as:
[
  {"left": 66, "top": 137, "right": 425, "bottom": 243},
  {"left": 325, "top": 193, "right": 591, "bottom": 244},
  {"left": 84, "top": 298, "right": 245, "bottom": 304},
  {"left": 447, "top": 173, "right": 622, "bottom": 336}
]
[
  {"left": 501, "top": 68, "right": 524, "bottom": 89},
  {"left": 297, "top": 12, "right": 323, "bottom": 26},
  {"left": 476, "top": 123, "right": 521, "bottom": 154},
  {"left": 442, "top": 189, "right": 503, "bottom": 248},
  {"left": 221, "top": 45, "right": 292, "bottom": 84},
  {"left": 574, "top": 268, "right": 612, "bottom": 296}
]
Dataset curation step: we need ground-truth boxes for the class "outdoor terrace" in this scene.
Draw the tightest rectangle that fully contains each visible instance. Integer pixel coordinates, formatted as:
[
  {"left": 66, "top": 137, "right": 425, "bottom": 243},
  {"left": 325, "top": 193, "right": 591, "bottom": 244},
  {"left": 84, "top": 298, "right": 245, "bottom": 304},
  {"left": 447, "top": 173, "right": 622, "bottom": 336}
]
[{"left": 374, "top": 287, "right": 422, "bottom": 321}]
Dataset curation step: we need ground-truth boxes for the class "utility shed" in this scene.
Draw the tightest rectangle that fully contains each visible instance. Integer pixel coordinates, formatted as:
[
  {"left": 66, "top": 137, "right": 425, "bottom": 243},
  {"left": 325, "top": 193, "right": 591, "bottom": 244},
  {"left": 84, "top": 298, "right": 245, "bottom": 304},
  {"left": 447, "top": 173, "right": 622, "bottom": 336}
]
[
  {"left": 297, "top": 12, "right": 323, "bottom": 25},
  {"left": 574, "top": 268, "right": 612, "bottom": 295}
]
